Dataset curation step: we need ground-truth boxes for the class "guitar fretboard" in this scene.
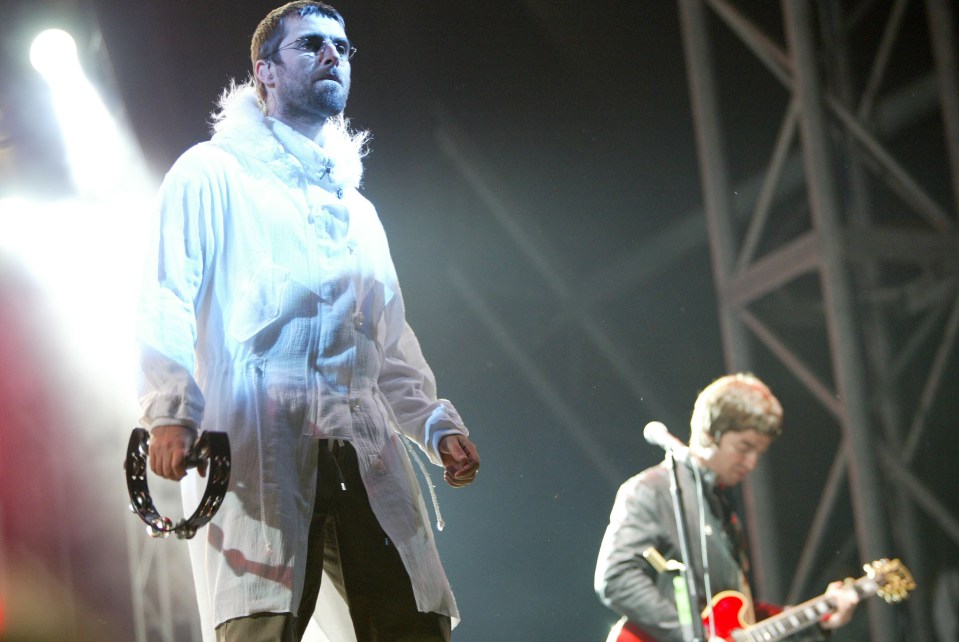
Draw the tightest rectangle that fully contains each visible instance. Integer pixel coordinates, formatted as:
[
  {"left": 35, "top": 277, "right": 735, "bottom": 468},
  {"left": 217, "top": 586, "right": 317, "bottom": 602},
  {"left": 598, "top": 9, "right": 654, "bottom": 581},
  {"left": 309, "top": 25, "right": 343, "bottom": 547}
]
[{"left": 730, "top": 579, "right": 872, "bottom": 642}]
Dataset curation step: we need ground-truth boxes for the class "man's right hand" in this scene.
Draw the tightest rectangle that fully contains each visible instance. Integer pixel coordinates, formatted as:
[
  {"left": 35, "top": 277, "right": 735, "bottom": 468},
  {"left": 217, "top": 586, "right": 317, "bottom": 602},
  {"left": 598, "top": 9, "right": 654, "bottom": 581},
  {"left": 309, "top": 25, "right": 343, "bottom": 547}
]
[{"left": 149, "top": 424, "right": 201, "bottom": 480}]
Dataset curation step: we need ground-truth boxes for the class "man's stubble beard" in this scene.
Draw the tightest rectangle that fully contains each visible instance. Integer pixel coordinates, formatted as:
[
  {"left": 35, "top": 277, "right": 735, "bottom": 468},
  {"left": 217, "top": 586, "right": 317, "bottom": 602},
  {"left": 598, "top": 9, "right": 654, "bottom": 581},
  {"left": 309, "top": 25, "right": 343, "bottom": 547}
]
[{"left": 276, "top": 79, "right": 349, "bottom": 125}]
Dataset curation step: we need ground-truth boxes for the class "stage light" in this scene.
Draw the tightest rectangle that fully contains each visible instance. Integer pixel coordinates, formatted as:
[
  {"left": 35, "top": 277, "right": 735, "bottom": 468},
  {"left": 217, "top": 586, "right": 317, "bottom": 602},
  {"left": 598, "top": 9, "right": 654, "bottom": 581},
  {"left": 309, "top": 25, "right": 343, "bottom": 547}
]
[
  {"left": 29, "top": 28, "right": 147, "bottom": 197},
  {"left": 29, "top": 28, "right": 79, "bottom": 80},
  {"left": 4, "top": 30, "right": 155, "bottom": 404}
]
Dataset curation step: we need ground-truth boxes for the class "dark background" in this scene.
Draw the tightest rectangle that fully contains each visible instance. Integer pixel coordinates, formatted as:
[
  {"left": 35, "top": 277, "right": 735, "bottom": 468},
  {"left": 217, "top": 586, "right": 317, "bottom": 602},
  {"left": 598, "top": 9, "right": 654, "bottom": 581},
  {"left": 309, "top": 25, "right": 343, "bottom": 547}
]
[{"left": 1, "top": 1, "right": 956, "bottom": 640}]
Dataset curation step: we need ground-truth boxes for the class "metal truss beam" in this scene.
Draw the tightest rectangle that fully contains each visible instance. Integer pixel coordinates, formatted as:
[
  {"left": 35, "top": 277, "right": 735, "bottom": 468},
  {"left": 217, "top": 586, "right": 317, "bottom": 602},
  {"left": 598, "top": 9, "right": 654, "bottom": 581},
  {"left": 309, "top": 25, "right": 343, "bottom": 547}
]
[{"left": 678, "top": 1, "right": 958, "bottom": 641}]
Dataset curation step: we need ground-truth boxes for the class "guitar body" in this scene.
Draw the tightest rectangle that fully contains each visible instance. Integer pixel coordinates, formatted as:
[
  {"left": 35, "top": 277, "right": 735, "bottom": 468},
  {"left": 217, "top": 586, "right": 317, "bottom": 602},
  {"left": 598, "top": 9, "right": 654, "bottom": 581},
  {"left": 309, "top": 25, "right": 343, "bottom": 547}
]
[
  {"left": 609, "top": 558, "right": 915, "bottom": 642},
  {"left": 611, "top": 591, "right": 752, "bottom": 642},
  {"left": 609, "top": 618, "right": 655, "bottom": 642},
  {"left": 704, "top": 591, "right": 754, "bottom": 640}
]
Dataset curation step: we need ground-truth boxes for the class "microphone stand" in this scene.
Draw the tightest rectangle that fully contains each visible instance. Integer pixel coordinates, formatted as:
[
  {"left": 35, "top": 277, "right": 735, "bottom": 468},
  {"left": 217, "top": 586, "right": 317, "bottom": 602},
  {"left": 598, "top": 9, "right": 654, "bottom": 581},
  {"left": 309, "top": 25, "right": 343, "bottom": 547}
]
[{"left": 665, "top": 449, "right": 706, "bottom": 642}]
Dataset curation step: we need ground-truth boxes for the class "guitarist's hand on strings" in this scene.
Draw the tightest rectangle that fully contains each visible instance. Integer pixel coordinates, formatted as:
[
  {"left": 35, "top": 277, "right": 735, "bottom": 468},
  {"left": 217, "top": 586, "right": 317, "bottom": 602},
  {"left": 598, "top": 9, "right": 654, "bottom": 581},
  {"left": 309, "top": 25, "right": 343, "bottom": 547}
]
[{"left": 821, "top": 580, "right": 860, "bottom": 630}]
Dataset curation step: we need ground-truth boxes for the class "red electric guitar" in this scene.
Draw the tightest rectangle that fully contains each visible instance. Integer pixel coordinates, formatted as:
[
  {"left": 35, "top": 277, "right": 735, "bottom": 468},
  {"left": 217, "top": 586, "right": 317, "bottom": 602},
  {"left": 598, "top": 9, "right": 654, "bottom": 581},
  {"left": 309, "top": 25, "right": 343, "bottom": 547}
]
[{"left": 611, "top": 558, "right": 914, "bottom": 642}]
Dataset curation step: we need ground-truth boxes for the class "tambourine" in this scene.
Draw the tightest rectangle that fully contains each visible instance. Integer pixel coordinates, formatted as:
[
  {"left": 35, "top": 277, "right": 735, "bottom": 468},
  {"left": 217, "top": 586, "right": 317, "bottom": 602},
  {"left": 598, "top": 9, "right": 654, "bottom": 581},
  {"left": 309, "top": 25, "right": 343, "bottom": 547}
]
[{"left": 124, "top": 427, "right": 231, "bottom": 539}]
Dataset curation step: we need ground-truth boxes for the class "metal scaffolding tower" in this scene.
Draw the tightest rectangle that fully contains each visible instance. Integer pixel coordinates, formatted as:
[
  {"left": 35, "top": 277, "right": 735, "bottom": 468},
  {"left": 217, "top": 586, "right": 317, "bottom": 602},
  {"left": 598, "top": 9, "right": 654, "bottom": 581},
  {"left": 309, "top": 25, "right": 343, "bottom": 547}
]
[{"left": 678, "top": 1, "right": 959, "bottom": 640}]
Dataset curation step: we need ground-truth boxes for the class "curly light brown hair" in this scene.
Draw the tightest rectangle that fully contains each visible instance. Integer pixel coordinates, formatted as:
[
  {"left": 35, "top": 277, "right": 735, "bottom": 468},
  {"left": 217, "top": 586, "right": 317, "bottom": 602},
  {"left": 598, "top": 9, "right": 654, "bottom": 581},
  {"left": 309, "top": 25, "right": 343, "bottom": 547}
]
[
  {"left": 689, "top": 373, "right": 783, "bottom": 448},
  {"left": 250, "top": 1, "right": 345, "bottom": 106}
]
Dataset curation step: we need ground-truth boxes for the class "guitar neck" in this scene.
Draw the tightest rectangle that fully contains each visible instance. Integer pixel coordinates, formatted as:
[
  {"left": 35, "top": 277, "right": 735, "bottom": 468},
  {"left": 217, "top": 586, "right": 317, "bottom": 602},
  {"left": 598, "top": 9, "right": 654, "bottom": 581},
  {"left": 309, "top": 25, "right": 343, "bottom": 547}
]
[{"left": 731, "top": 577, "right": 873, "bottom": 642}]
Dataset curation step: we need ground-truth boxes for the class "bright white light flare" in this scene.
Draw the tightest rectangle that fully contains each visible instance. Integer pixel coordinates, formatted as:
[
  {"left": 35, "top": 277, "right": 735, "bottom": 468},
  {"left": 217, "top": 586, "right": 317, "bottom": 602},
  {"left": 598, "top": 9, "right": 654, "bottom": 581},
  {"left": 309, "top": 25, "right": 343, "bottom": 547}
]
[
  {"left": 29, "top": 28, "right": 80, "bottom": 79},
  {"left": 29, "top": 29, "right": 148, "bottom": 197}
]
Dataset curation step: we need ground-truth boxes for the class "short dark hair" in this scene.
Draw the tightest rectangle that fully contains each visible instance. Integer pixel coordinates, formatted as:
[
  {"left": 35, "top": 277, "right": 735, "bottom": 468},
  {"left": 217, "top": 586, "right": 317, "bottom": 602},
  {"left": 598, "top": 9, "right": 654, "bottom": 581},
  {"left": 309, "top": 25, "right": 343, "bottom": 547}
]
[
  {"left": 689, "top": 373, "right": 783, "bottom": 447},
  {"left": 250, "top": 2, "right": 345, "bottom": 104}
]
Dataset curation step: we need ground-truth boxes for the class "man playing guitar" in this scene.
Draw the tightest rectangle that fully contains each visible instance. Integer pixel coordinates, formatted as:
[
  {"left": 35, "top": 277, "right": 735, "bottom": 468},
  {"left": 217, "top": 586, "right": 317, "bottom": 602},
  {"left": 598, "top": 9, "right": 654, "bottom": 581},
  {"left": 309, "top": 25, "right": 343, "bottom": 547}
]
[{"left": 594, "top": 374, "right": 859, "bottom": 642}]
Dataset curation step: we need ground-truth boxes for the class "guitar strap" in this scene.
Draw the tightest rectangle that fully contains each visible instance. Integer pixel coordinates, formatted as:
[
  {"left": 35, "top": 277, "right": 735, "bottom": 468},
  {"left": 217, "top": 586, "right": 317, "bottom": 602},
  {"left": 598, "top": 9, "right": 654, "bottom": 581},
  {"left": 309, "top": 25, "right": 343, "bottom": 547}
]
[
  {"left": 713, "top": 484, "right": 751, "bottom": 574},
  {"left": 711, "top": 485, "right": 757, "bottom": 623}
]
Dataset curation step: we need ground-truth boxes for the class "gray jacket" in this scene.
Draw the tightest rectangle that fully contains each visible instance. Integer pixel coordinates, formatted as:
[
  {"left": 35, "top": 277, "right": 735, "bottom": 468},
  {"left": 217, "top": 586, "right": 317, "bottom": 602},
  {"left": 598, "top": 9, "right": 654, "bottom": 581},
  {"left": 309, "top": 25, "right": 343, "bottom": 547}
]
[
  {"left": 595, "top": 458, "right": 742, "bottom": 642},
  {"left": 595, "top": 458, "right": 827, "bottom": 642}
]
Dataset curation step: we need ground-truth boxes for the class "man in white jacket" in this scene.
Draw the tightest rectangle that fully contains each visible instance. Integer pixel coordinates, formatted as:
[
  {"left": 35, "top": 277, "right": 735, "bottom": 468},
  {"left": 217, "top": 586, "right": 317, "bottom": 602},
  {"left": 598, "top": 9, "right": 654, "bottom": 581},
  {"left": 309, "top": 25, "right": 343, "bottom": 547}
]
[{"left": 138, "top": 2, "right": 480, "bottom": 641}]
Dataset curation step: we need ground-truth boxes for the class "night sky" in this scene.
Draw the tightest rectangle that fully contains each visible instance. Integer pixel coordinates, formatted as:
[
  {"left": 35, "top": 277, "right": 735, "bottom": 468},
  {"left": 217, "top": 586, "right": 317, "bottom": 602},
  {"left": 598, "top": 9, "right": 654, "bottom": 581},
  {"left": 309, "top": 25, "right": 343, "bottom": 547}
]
[{"left": 1, "top": 1, "right": 956, "bottom": 640}]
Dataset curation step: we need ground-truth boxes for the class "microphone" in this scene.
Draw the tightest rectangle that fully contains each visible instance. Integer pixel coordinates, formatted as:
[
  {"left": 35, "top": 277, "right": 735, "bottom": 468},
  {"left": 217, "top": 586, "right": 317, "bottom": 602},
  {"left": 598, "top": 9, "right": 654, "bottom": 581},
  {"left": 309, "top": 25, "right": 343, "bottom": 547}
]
[{"left": 643, "top": 421, "right": 689, "bottom": 461}]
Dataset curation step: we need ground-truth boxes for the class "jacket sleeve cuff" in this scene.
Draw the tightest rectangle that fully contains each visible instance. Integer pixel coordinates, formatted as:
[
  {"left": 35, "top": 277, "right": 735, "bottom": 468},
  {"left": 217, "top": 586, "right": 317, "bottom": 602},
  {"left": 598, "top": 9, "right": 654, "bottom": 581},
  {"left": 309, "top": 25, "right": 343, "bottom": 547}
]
[
  {"left": 425, "top": 403, "right": 468, "bottom": 464},
  {"left": 430, "top": 424, "right": 467, "bottom": 461},
  {"left": 147, "top": 418, "right": 198, "bottom": 432}
]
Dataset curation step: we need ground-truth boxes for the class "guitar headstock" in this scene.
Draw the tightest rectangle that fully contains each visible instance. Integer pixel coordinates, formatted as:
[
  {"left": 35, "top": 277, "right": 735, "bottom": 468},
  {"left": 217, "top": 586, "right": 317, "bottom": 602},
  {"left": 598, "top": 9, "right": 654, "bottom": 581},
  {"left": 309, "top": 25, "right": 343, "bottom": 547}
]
[{"left": 864, "top": 558, "right": 916, "bottom": 603}]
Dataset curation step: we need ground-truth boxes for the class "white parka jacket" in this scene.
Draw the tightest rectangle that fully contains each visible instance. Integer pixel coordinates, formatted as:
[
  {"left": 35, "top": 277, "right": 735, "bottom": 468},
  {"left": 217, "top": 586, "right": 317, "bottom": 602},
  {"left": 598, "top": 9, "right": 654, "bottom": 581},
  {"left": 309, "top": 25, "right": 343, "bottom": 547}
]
[{"left": 137, "top": 82, "right": 467, "bottom": 639}]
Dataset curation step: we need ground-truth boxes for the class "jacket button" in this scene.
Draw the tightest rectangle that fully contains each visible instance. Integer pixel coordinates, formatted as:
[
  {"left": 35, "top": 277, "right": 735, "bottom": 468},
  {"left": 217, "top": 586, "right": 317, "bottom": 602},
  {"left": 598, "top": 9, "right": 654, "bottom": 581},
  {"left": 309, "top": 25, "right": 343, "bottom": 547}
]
[{"left": 349, "top": 398, "right": 361, "bottom": 412}]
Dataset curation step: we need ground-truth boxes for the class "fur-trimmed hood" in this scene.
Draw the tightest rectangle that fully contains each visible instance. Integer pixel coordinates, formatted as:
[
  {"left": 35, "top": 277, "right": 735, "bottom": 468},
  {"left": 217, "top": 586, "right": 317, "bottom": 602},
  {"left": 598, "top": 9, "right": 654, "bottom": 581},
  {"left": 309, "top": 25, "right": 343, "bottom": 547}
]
[{"left": 209, "top": 80, "right": 368, "bottom": 191}]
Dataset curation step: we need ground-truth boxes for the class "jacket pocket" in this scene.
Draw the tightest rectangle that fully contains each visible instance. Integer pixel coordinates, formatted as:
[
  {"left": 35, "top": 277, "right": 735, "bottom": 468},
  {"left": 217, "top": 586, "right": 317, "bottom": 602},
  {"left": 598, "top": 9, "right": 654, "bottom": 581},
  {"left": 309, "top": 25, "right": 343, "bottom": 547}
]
[{"left": 228, "top": 261, "right": 291, "bottom": 343}]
